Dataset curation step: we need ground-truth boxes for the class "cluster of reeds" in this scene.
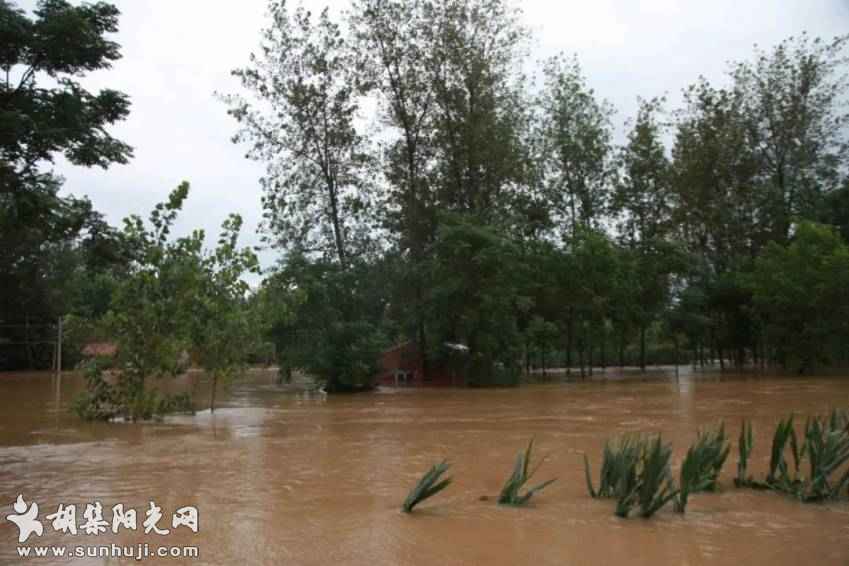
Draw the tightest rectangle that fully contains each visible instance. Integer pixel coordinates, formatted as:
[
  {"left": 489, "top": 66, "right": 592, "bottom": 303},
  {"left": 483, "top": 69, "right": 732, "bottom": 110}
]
[
  {"left": 676, "top": 424, "right": 730, "bottom": 512},
  {"left": 401, "top": 410, "right": 849, "bottom": 515},
  {"left": 586, "top": 424, "right": 730, "bottom": 518},
  {"left": 401, "top": 439, "right": 556, "bottom": 513},
  {"left": 585, "top": 433, "right": 677, "bottom": 518},
  {"left": 736, "top": 410, "right": 849, "bottom": 502}
]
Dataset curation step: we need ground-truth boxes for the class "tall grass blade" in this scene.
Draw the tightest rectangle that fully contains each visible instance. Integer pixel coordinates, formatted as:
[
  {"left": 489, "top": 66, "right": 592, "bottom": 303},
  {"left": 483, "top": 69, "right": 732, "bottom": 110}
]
[
  {"left": 497, "top": 438, "right": 556, "bottom": 506},
  {"left": 402, "top": 460, "right": 453, "bottom": 513}
]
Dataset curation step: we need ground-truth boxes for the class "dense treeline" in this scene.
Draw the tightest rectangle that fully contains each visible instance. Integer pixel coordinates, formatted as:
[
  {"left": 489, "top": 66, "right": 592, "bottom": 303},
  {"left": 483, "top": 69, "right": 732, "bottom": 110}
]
[
  {"left": 230, "top": 0, "right": 849, "bottom": 386},
  {"left": 2, "top": 0, "right": 849, "bottom": 393}
]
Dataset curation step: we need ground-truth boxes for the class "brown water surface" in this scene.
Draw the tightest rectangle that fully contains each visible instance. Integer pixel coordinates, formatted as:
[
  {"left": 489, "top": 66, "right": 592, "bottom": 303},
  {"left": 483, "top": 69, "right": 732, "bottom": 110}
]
[{"left": 1, "top": 369, "right": 848, "bottom": 565}]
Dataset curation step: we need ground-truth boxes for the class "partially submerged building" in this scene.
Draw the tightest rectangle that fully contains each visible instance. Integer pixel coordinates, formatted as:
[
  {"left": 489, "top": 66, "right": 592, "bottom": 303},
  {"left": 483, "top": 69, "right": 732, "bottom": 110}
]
[{"left": 377, "top": 341, "right": 469, "bottom": 387}]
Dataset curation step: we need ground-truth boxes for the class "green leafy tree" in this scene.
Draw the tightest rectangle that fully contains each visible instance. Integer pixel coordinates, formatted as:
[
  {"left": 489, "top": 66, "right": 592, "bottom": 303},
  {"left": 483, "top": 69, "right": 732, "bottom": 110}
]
[
  {"left": 0, "top": 0, "right": 132, "bottom": 318},
  {"left": 749, "top": 222, "right": 849, "bottom": 373},
  {"left": 427, "top": 214, "right": 527, "bottom": 385},
  {"left": 732, "top": 34, "right": 849, "bottom": 241},
  {"left": 226, "top": 0, "right": 374, "bottom": 265},
  {"left": 189, "top": 214, "right": 259, "bottom": 412},
  {"left": 537, "top": 54, "right": 614, "bottom": 237},
  {"left": 266, "top": 254, "right": 387, "bottom": 392}
]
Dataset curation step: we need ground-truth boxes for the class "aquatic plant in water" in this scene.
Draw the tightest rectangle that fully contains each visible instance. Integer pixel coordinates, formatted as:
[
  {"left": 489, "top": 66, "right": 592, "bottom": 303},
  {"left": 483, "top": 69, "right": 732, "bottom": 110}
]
[
  {"left": 797, "top": 413, "right": 849, "bottom": 502},
  {"left": 586, "top": 434, "right": 679, "bottom": 518},
  {"left": 498, "top": 439, "right": 556, "bottom": 506},
  {"left": 633, "top": 435, "right": 679, "bottom": 518},
  {"left": 584, "top": 434, "right": 643, "bottom": 502},
  {"left": 735, "top": 411, "right": 849, "bottom": 501},
  {"left": 734, "top": 419, "right": 765, "bottom": 488},
  {"left": 766, "top": 415, "right": 802, "bottom": 493},
  {"left": 402, "top": 460, "right": 453, "bottom": 513},
  {"left": 676, "top": 423, "right": 730, "bottom": 512}
]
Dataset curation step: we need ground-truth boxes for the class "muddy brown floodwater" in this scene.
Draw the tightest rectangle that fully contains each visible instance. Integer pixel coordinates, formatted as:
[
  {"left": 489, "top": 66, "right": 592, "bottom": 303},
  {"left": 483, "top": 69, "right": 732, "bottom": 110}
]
[{"left": 0, "top": 369, "right": 848, "bottom": 565}]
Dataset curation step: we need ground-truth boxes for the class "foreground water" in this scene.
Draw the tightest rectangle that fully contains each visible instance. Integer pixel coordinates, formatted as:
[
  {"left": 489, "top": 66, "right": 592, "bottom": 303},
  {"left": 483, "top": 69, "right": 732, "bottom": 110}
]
[{"left": 0, "top": 369, "right": 848, "bottom": 565}]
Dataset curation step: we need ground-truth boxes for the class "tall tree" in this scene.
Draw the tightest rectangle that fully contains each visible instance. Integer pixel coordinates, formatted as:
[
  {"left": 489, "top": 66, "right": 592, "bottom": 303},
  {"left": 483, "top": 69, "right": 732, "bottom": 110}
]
[
  {"left": 0, "top": 0, "right": 131, "bottom": 365},
  {"left": 349, "top": 0, "right": 440, "bottom": 373},
  {"left": 733, "top": 34, "right": 849, "bottom": 242},
  {"left": 226, "top": 0, "right": 374, "bottom": 265},
  {"left": 423, "top": 0, "right": 530, "bottom": 219},
  {"left": 614, "top": 98, "right": 680, "bottom": 370},
  {"left": 537, "top": 55, "right": 614, "bottom": 238}
]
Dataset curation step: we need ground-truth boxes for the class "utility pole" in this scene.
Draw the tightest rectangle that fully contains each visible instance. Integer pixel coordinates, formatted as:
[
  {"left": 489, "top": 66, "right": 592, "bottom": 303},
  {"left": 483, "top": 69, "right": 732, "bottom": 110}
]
[{"left": 56, "top": 316, "right": 63, "bottom": 377}]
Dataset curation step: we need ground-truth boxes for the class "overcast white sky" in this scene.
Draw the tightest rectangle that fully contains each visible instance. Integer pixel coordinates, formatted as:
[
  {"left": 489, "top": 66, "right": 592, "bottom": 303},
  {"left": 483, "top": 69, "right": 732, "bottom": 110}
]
[{"left": 22, "top": 0, "right": 849, "bottom": 276}]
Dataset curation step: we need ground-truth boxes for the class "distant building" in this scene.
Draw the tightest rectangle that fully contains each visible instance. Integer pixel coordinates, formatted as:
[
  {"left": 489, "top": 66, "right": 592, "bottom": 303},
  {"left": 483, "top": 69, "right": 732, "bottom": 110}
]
[
  {"left": 81, "top": 342, "right": 118, "bottom": 358},
  {"left": 377, "top": 341, "right": 469, "bottom": 387}
]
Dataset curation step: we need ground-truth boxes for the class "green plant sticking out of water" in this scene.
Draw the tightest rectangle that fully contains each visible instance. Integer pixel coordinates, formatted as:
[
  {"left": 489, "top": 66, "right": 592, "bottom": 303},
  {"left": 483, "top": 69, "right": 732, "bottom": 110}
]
[
  {"left": 735, "top": 410, "right": 849, "bottom": 501},
  {"left": 498, "top": 438, "right": 557, "bottom": 506},
  {"left": 828, "top": 409, "right": 849, "bottom": 434},
  {"left": 584, "top": 434, "right": 643, "bottom": 500},
  {"left": 675, "top": 423, "right": 730, "bottom": 512},
  {"left": 797, "top": 413, "right": 849, "bottom": 502},
  {"left": 766, "top": 414, "right": 802, "bottom": 494},
  {"left": 587, "top": 434, "right": 679, "bottom": 518},
  {"left": 402, "top": 460, "right": 453, "bottom": 513},
  {"left": 734, "top": 419, "right": 765, "bottom": 489},
  {"left": 634, "top": 435, "right": 679, "bottom": 518}
]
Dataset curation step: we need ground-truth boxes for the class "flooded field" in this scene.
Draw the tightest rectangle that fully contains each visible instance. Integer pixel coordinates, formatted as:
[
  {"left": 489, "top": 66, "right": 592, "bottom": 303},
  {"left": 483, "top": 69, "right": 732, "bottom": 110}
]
[{"left": 1, "top": 369, "right": 848, "bottom": 565}]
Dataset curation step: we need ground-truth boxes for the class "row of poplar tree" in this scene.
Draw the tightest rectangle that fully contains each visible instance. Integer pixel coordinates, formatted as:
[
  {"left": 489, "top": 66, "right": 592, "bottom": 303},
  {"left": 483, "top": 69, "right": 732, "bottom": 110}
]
[{"left": 233, "top": 1, "right": 849, "bottom": 388}]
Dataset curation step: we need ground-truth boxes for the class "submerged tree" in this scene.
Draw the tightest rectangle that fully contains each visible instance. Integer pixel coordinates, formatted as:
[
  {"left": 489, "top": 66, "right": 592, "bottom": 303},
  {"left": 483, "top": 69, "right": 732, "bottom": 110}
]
[{"left": 189, "top": 215, "right": 260, "bottom": 412}]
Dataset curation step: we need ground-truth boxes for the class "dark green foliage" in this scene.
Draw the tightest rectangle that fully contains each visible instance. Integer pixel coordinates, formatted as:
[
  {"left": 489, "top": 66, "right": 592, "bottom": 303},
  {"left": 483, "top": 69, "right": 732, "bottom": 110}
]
[
  {"left": 265, "top": 255, "right": 387, "bottom": 392},
  {"left": 72, "top": 358, "right": 118, "bottom": 421},
  {"left": 797, "top": 413, "right": 849, "bottom": 501},
  {"left": 766, "top": 415, "right": 801, "bottom": 492},
  {"left": 749, "top": 223, "right": 849, "bottom": 373},
  {"left": 735, "top": 412, "right": 849, "bottom": 502},
  {"left": 734, "top": 419, "right": 763, "bottom": 488},
  {"left": 497, "top": 439, "right": 556, "bottom": 506},
  {"left": 0, "top": 1, "right": 132, "bottom": 364},
  {"left": 402, "top": 460, "right": 453, "bottom": 513},
  {"left": 584, "top": 434, "right": 643, "bottom": 500},
  {"left": 634, "top": 436, "right": 679, "bottom": 518},
  {"left": 428, "top": 215, "right": 527, "bottom": 386},
  {"left": 676, "top": 424, "right": 730, "bottom": 512}
]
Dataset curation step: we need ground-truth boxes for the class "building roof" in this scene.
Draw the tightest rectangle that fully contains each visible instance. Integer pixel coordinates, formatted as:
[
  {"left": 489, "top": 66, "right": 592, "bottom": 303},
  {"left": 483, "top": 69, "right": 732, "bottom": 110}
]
[{"left": 81, "top": 342, "right": 118, "bottom": 357}]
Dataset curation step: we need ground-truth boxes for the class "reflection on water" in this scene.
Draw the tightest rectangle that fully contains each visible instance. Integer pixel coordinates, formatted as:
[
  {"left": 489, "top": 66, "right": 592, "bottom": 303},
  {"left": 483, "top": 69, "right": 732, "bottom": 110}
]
[{"left": 1, "top": 369, "right": 848, "bottom": 565}]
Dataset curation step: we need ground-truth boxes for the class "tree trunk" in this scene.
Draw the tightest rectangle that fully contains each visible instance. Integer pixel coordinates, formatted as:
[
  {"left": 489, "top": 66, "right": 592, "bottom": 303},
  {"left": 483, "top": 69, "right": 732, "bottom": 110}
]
[
  {"left": 639, "top": 325, "right": 647, "bottom": 373},
  {"left": 619, "top": 327, "right": 625, "bottom": 368},
  {"left": 566, "top": 309, "right": 574, "bottom": 377},
  {"left": 600, "top": 330, "right": 606, "bottom": 371},
  {"left": 674, "top": 336, "right": 680, "bottom": 380},
  {"left": 210, "top": 374, "right": 218, "bottom": 413}
]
